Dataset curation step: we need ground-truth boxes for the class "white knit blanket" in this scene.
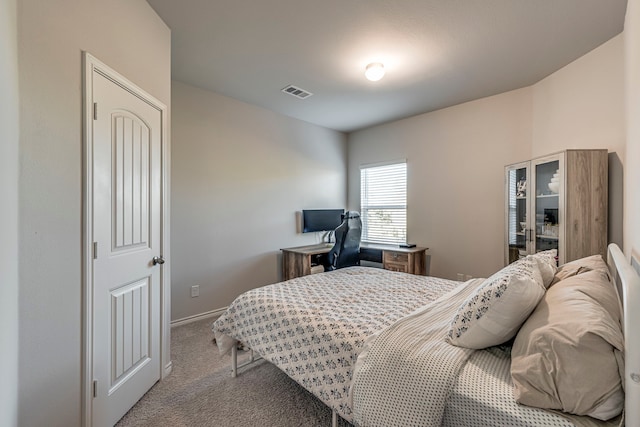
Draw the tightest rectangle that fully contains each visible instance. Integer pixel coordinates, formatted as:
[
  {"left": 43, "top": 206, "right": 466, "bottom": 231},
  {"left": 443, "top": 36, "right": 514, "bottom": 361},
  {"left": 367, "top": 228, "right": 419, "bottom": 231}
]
[{"left": 351, "top": 278, "right": 482, "bottom": 427}]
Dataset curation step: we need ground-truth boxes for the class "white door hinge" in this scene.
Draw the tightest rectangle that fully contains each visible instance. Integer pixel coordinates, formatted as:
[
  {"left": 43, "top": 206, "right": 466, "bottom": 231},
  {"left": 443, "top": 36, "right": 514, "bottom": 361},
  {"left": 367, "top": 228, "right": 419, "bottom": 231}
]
[
  {"left": 93, "top": 380, "right": 98, "bottom": 398},
  {"left": 93, "top": 102, "right": 98, "bottom": 120},
  {"left": 93, "top": 242, "right": 98, "bottom": 260}
]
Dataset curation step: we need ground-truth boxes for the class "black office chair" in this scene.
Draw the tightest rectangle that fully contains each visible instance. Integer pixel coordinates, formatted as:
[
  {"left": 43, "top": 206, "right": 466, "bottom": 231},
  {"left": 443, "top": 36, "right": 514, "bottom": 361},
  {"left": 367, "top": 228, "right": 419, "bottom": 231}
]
[{"left": 325, "top": 211, "right": 362, "bottom": 271}]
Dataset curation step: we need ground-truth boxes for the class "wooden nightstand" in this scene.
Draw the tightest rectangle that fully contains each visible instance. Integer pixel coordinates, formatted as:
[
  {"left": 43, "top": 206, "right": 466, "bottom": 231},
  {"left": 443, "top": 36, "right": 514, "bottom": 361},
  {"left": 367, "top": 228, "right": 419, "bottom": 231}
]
[{"left": 381, "top": 247, "right": 429, "bottom": 275}]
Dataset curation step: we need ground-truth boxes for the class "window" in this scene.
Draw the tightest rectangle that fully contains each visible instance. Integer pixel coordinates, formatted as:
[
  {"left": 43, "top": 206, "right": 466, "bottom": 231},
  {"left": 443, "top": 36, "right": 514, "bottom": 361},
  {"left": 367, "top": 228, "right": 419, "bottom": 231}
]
[{"left": 360, "top": 161, "right": 407, "bottom": 244}]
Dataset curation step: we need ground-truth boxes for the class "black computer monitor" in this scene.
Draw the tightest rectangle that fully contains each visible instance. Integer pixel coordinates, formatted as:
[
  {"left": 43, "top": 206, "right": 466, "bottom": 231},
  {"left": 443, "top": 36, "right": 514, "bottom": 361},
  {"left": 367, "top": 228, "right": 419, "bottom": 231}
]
[{"left": 302, "top": 209, "right": 344, "bottom": 233}]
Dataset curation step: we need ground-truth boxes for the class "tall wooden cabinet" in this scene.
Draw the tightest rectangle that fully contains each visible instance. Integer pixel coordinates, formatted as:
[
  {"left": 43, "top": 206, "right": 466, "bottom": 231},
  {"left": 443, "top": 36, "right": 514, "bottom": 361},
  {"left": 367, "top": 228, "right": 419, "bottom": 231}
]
[{"left": 505, "top": 149, "right": 607, "bottom": 266}]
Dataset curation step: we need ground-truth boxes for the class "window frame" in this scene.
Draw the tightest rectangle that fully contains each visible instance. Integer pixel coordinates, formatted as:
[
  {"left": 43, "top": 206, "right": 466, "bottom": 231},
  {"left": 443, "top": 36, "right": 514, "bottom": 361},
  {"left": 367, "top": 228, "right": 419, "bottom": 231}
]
[{"left": 359, "top": 160, "right": 408, "bottom": 245}]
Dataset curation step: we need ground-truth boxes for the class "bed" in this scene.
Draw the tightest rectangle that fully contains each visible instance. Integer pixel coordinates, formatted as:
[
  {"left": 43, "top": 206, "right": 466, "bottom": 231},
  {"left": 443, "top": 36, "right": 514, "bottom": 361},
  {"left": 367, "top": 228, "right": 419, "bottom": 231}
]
[{"left": 212, "top": 244, "right": 639, "bottom": 427}]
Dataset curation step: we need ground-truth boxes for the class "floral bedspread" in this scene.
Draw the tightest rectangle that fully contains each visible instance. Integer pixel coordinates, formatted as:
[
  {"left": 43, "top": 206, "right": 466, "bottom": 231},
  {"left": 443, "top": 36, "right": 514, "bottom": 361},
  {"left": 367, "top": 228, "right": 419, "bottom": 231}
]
[{"left": 212, "top": 267, "right": 460, "bottom": 422}]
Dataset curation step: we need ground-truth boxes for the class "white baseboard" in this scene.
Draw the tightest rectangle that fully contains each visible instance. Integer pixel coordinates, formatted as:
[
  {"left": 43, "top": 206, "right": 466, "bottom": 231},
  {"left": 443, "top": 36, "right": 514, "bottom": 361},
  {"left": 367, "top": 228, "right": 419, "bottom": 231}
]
[
  {"left": 170, "top": 307, "right": 228, "bottom": 327},
  {"left": 163, "top": 361, "right": 173, "bottom": 379}
]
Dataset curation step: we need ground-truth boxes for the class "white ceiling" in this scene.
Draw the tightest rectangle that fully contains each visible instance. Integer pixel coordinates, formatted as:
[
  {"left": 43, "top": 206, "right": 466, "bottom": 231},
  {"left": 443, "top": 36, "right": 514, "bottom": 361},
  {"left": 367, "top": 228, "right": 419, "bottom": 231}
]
[{"left": 147, "top": 0, "right": 627, "bottom": 133}]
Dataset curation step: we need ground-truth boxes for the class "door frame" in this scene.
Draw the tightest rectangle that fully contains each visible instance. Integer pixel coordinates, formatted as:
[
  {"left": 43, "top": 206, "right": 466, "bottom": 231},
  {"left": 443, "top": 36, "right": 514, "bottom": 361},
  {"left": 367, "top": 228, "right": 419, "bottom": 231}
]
[{"left": 81, "top": 52, "right": 171, "bottom": 426}]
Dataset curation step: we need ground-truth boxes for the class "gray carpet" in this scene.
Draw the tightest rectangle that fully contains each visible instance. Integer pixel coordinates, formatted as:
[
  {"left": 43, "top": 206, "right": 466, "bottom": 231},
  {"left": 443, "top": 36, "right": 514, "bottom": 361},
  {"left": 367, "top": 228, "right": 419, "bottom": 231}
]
[{"left": 116, "top": 317, "right": 352, "bottom": 427}]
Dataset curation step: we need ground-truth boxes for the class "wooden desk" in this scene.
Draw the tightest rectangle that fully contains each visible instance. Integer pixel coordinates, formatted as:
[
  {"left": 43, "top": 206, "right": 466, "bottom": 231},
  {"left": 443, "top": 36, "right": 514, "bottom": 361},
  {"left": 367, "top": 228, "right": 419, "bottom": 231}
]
[{"left": 281, "top": 243, "right": 429, "bottom": 281}]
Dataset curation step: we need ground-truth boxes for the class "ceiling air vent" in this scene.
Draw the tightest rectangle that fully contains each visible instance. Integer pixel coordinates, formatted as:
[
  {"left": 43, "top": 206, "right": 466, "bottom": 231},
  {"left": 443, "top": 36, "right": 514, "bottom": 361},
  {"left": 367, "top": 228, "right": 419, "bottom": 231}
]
[{"left": 281, "top": 85, "right": 313, "bottom": 99}]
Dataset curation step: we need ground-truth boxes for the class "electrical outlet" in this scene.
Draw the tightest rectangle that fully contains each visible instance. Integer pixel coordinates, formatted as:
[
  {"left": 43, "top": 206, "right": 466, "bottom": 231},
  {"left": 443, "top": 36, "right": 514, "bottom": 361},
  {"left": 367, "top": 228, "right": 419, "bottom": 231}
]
[
  {"left": 191, "top": 285, "right": 199, "bottom": 298},
  {"left": 456, "top": 273, "right": 465, "bottom": 281},
  {"left": 465, "top": 274, "right": 473, "bottom": 281}
]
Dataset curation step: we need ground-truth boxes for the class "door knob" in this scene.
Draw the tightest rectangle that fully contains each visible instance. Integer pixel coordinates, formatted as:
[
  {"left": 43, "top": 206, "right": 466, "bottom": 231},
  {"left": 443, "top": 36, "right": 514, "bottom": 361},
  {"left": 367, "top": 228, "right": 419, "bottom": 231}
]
[{"left": 153, "top": 256, "right": 165, "bottom": 265}]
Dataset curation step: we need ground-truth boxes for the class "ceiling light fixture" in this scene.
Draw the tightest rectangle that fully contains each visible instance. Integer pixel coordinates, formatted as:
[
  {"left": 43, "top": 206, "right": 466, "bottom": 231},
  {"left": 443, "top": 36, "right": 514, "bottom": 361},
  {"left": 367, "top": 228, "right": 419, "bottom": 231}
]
[{"left": 365, "top": 62, "right": 385, "bottom": 82}]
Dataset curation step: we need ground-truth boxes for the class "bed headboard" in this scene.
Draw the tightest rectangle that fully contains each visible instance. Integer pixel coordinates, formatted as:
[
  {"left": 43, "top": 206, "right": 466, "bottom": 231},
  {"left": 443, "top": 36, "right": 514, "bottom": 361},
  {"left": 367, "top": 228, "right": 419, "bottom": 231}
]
[{"left": 607, "top": 243, "right": 640, "bottom": 427}]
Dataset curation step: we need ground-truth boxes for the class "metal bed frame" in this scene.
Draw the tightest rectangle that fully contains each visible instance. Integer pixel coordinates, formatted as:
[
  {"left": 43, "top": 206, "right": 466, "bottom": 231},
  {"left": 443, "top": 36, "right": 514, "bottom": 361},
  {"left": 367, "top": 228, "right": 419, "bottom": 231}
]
[
  {"left": 230, "top": 343, "right": 342, "bottom": 426},
  {"left": 608, "top": 243, "right": 640, "bottom": 427}
]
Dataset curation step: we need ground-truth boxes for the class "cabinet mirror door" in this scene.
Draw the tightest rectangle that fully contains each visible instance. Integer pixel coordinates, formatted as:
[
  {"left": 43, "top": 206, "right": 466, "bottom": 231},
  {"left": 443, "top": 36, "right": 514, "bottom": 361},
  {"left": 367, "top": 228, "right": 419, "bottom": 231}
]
[
  {"left": 533, "top": 156, "right": 562, "bottom": 263},
  {"left": 506, "top": 163, "right": 530, "bottom": 264}
]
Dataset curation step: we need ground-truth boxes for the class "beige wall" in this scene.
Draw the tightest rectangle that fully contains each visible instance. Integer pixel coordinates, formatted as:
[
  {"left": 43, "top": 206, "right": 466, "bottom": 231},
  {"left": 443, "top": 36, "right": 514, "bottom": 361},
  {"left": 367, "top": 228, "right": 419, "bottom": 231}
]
[
  {"left": 531, "top": 36, "right": 624, "bottom": 157},
  {"left": 0, "top": 0, "right": 19, "bottom": 425},
  {"left": 348, "top": 88, "right": 533, "bottom": 279},
  {"left": 626, "top": 0, "right": 640, "bottom": 257},
  {"left": 348, "top": 35, "right": 625, "bottom": 280},
  {"left": 532, "top": 36, "right": 625, "bottom": 247},
  {"left": 17, "top": 1, "right": 170, "bottom": 425},
  {"left": 171, "top": 81, "right": 347, "bottom": 321}
]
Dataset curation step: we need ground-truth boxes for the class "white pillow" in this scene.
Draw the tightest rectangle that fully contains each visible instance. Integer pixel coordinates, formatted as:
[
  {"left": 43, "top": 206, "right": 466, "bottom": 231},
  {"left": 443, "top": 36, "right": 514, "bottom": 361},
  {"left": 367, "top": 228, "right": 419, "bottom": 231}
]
[
  {"left": 530, "top": 249, "right": 558, "bottom": 288},
  {"left": 447, "top": 257, "right": 545, "bottom": 349}
]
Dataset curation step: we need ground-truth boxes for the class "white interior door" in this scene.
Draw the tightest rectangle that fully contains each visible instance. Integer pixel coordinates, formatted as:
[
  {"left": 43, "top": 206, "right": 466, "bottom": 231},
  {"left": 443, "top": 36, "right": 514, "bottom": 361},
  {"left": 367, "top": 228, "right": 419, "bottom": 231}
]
[{"left": 91, "top": 69, "right": 163, "bottom": 426}]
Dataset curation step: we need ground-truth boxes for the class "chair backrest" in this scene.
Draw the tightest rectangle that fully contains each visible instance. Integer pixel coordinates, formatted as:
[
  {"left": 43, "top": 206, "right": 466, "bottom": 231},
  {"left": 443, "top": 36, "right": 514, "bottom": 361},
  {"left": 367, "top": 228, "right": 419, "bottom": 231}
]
[{"left": 327, "top": 211, "right": 362, "bottom": 270}]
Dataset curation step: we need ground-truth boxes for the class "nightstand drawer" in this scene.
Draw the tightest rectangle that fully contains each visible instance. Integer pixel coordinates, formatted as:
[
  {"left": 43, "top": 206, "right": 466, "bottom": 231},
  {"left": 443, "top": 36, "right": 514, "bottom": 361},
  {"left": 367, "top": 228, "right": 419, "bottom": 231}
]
[
  {"left": 383, "top": 251, "right": 409, "bottom": 264},
  {"left": 384, "top": 262, "right": 409, "bottom": 273}
]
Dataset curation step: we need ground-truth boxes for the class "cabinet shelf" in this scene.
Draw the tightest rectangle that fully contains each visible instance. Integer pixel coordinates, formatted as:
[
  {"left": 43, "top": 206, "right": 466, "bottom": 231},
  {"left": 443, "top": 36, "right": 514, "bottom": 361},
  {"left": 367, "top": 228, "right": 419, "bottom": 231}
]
[
  {"left": 536, "top": 194, "right": 559, "bottom": 198},
  {"left": 536, "top": 235, "right": 559, "bottom": 240}
]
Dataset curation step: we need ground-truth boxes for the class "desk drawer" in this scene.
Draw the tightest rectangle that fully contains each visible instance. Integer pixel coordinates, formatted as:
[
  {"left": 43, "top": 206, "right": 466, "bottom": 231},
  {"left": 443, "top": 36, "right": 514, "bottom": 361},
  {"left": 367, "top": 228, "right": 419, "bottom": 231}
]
[{"left": 383, "top": 251, "right": 409, "bottom": 264}]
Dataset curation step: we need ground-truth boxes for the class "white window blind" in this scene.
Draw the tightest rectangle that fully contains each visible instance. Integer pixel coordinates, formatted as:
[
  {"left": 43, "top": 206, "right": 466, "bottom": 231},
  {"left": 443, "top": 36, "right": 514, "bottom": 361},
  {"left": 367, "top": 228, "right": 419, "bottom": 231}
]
[{"left": 360, "top": 161, "right": 407, "bottom": 244}]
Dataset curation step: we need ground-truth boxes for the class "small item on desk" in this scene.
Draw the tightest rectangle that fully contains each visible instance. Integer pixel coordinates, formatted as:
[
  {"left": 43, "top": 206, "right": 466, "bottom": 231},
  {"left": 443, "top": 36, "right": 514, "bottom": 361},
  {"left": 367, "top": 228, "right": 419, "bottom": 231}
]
[{"left": 399, "top": 243, "right": 416, "bottom": 248}]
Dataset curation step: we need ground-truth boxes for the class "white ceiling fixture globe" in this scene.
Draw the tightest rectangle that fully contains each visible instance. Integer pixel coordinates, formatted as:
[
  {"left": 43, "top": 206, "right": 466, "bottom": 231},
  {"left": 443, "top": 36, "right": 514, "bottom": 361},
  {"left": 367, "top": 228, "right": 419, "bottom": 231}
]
[{"left": 365, "top": 63, "right": 385, "bottom": 82}]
